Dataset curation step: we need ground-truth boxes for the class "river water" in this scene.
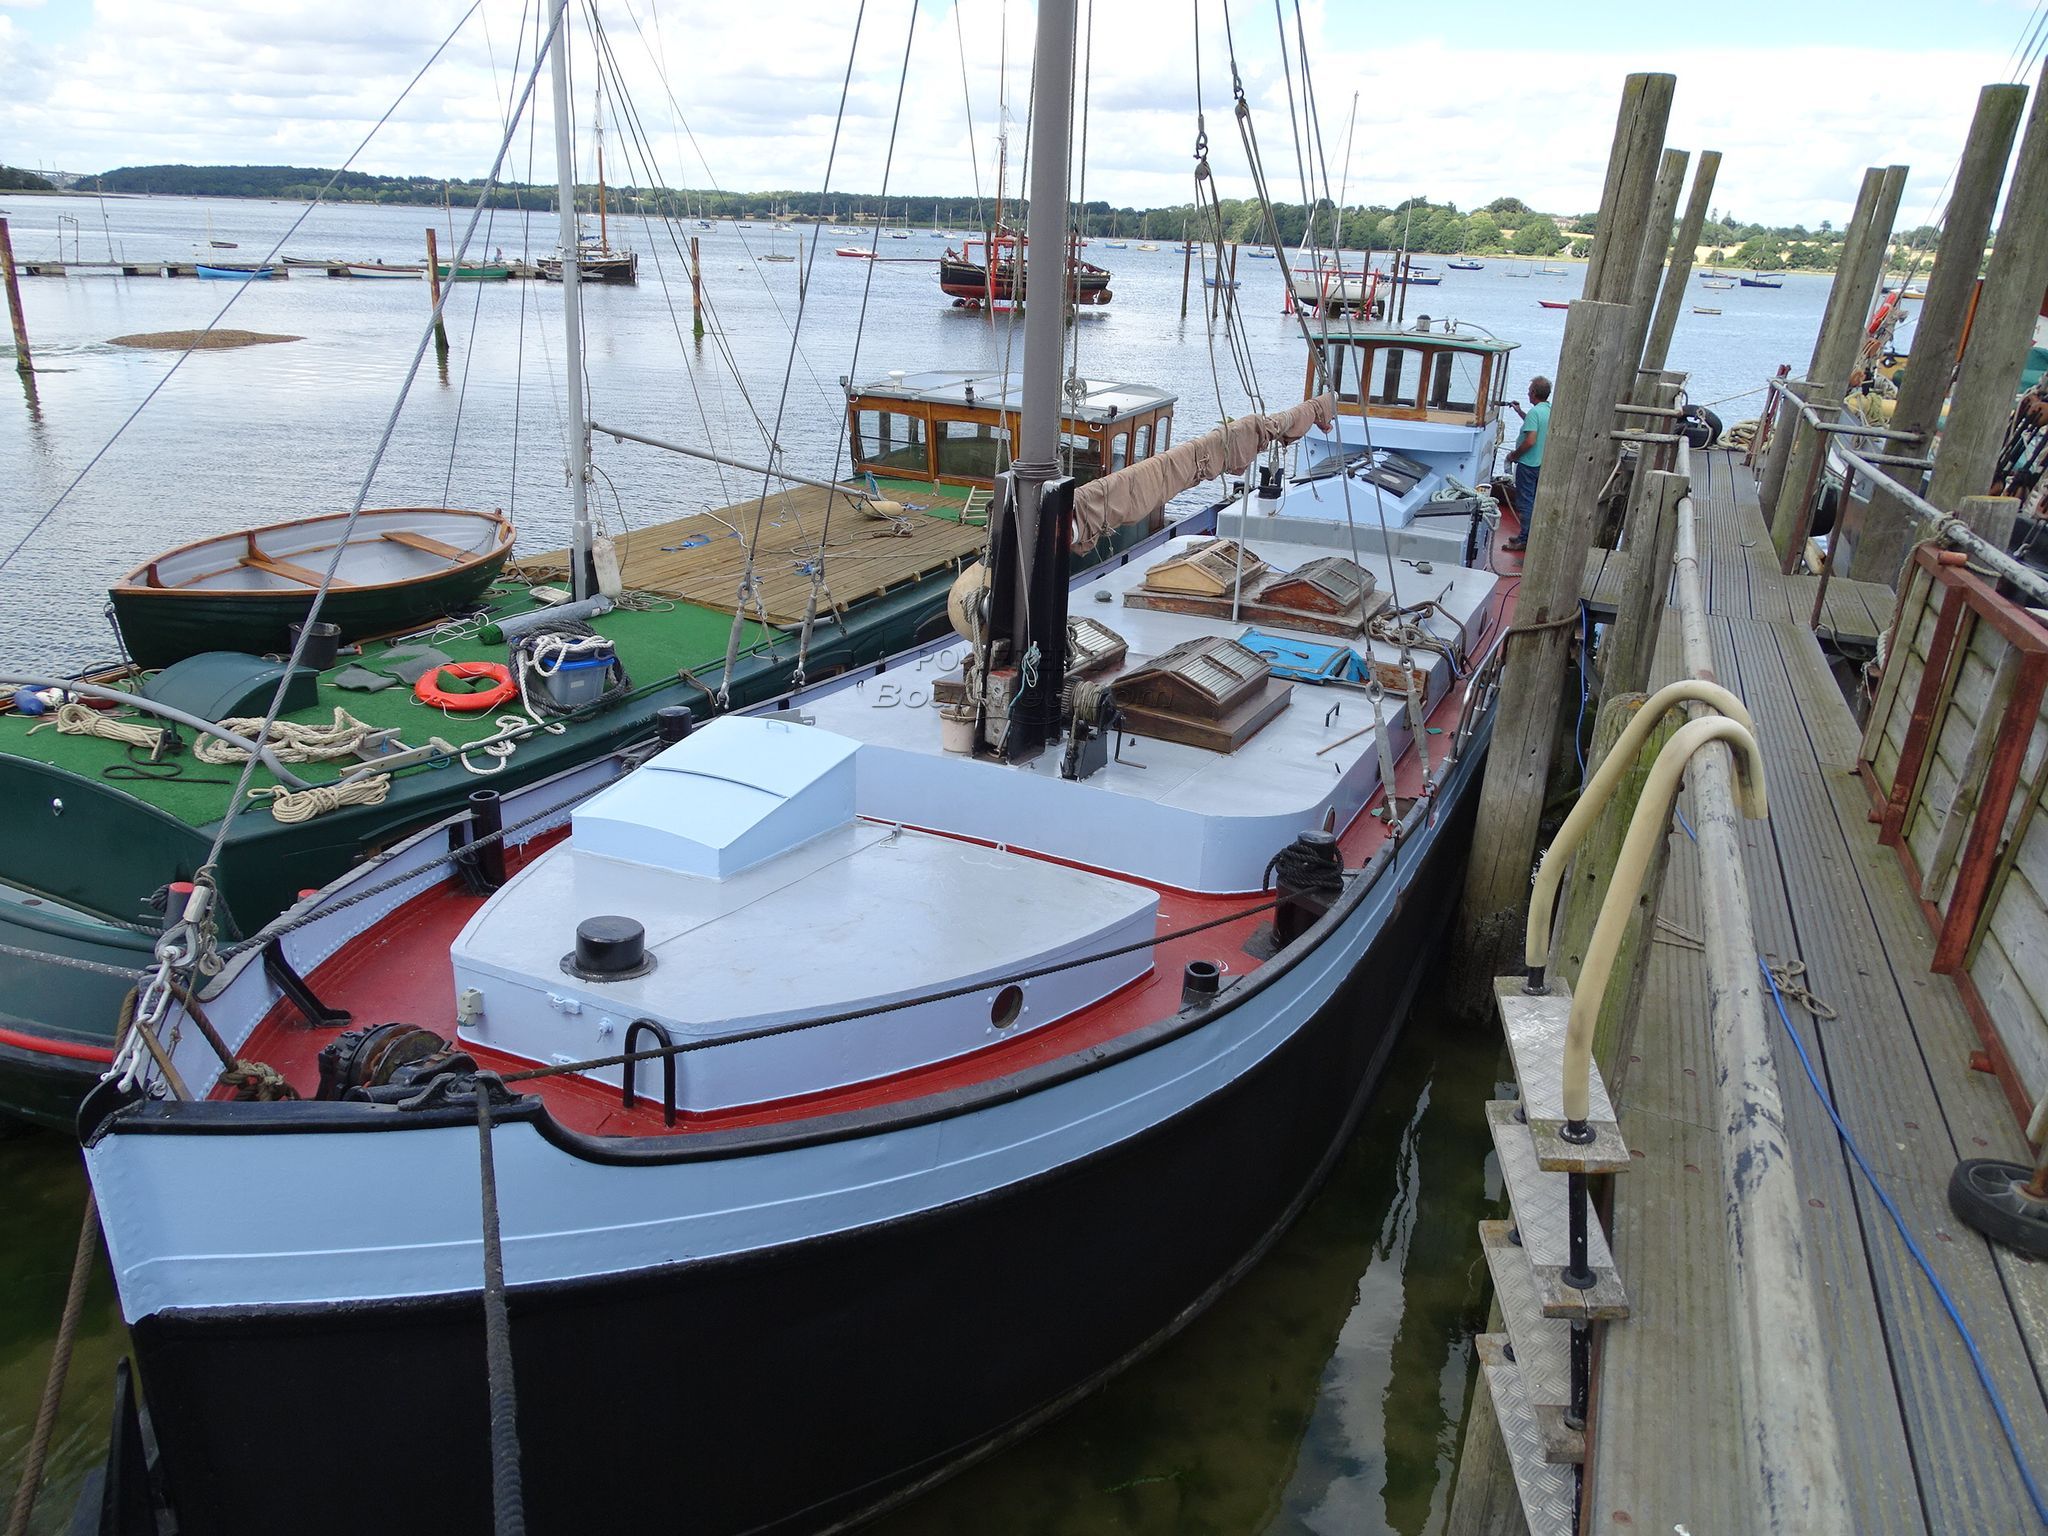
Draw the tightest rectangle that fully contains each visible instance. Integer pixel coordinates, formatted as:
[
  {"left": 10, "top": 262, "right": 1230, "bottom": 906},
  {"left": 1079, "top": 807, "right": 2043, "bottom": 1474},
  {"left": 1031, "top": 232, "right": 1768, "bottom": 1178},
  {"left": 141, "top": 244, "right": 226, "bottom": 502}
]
[{"left": 0, "top": 193, "right": 1834, "bottom": 1532}]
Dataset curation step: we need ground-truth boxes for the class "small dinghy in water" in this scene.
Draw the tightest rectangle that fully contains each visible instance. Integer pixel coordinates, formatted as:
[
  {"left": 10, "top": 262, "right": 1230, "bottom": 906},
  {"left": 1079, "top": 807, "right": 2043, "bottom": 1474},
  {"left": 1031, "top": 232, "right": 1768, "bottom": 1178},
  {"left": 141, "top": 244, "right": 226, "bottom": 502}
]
[{"left": 109, "top": 506, "right": 515, "bottom": 668}]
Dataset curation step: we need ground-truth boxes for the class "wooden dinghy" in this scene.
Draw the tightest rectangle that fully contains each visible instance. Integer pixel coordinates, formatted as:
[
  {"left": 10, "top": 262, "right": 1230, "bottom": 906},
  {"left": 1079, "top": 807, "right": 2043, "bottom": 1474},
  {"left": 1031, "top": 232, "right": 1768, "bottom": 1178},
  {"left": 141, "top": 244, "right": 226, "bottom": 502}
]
[{"left": 109, "top": 506, "right": 515, "bottom": 668}]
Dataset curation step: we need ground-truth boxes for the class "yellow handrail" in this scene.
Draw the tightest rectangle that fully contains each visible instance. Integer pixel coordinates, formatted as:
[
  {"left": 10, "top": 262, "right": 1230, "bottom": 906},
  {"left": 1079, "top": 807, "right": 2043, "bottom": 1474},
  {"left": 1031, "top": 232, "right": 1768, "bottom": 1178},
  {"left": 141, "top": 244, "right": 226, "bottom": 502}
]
[
  {"left": 1524, "top": 679, "right": 1761, "bottom": 979},
  {"left": 1559, "top": 716, "right": 1768, "bottom": 1124}
]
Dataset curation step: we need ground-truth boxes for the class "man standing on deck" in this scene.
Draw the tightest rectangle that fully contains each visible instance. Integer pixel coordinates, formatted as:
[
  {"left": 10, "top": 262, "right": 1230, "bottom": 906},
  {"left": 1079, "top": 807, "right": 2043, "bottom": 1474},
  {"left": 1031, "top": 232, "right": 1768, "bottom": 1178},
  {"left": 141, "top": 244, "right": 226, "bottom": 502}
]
[{"left": 1503, "top": 375, "right": 1552, "bottom": 552}]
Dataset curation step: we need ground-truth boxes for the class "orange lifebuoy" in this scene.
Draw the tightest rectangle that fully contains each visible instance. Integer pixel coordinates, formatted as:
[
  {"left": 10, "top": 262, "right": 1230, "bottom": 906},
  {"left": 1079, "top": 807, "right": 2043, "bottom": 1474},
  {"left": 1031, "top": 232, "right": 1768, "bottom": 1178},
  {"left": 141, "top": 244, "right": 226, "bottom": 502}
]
[
  {"left": 1868, "top": 289, "right": 1901, "bottom": 336},
  {"left": 414, "top": 661, "right": 517, "bottom": 712}
]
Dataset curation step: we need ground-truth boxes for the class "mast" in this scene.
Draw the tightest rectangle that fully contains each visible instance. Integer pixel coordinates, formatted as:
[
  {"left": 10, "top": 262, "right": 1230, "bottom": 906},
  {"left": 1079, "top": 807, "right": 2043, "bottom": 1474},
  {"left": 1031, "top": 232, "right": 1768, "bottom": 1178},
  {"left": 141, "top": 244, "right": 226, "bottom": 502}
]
[
  {"left": 1016, "top": 0, "right": 1074, "bottom": 523},
  {"left": 594, "top": 74, "right": 609, "bottom": 253},
  {"left": 549, "top": 0, "right": 593, "bottom": 600}
]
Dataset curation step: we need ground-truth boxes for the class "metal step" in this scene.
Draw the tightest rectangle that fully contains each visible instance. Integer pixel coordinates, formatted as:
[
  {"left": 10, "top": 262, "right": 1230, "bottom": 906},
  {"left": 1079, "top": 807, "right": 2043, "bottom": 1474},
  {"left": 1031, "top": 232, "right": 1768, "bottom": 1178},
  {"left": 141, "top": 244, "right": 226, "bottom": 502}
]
[
  {"left": 1488, "top": 1100, "right": 1630, "bottom": 1320},
  {"left": 1480, "top": 1220, "right": 1586, "bottom": 1464},
  {"left": 1476, "top": 1333, "right": 1578, "bottom": 1536},
  {"left": 1495, "top": 977, "right": 1632, "bottom": 1175}
]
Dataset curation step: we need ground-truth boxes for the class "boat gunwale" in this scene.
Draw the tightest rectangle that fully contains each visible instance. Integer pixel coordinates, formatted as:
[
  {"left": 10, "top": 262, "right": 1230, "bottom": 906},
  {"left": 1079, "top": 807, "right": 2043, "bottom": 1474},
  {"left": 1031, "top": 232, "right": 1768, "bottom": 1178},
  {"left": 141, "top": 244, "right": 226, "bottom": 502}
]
[
  {"left": 81, "top": 697, "right": 1490, "bottom": 1166},
  {"left": 110, "top": 506, "right": 516, "bottom": 595}
]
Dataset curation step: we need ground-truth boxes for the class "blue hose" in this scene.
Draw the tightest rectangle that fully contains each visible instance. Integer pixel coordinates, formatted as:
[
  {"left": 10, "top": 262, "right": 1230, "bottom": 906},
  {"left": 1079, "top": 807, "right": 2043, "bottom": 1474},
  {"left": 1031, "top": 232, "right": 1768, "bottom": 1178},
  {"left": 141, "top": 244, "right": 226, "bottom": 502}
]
[
  {"left": 1663, "top": 809, "right": 2048, "bottom": 1521},
  {"left": 1760, "top": 959, "right": 2048, "bottom": 1525},
  {"left": 1576, "top": 603, "right": 1591, "bottom": 783}
]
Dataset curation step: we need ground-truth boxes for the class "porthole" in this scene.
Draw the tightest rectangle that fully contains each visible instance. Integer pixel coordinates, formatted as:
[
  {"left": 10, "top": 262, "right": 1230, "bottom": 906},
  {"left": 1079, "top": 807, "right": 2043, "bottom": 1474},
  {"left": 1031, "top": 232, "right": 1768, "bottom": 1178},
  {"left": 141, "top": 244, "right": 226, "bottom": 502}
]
[{"left": 990, "top": 985, "right": 1024, "bottom": 1029}]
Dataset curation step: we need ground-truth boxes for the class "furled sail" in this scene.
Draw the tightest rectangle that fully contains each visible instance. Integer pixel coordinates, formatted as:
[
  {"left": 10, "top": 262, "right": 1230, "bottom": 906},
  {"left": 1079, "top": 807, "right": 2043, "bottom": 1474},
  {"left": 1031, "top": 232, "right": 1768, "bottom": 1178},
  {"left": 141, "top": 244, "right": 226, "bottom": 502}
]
[{"left": 1069, "top": 393, "right": 1336, "bottom": 548}]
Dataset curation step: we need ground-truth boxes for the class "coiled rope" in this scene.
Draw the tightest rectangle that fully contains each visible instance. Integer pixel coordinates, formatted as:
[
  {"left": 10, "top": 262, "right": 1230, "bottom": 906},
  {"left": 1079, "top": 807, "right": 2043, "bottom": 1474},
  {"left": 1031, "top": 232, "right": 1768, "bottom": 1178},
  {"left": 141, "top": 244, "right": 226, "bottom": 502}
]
[
  {"left": 26, "top": 700, "right": 165, "bottom": 754},
  {"left": 251, "top": 773, "right": 394, "bottom": 823},
  {"left": 195, "top": 708, "right": 379, "bottom": 764}
]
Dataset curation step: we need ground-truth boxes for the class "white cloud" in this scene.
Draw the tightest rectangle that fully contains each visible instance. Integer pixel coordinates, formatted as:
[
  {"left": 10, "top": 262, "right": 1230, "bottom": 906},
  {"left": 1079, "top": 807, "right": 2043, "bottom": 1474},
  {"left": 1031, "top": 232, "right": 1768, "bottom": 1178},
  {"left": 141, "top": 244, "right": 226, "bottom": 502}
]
[{"left": 0, "top": 0, "right": 2025, "bottom": 229}]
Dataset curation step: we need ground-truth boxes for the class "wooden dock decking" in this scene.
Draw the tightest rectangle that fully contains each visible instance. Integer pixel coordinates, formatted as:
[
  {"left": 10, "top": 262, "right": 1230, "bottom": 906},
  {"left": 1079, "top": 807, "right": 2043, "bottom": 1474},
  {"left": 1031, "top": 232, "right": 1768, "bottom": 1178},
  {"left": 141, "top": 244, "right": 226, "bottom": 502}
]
[
  {"left": 1583, "top": 450, "right": 2048, "bottom": 1533},
  {"left": 510, "top": 481, "right": 987, "bottom": 627},
  {"left": 1581, "top": 455, "right": 1898, "bottom": 648}
]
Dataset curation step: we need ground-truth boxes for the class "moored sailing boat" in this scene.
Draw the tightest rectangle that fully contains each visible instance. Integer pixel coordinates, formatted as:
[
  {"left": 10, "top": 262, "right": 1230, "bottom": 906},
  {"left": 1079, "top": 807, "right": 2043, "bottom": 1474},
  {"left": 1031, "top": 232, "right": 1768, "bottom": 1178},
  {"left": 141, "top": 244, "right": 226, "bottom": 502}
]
[
  {"left": 538, "top": 75, "right": 638, "bottom": 284},
  {"left": 71, "top": 4, "right": 1522, "bottom": 1531}
]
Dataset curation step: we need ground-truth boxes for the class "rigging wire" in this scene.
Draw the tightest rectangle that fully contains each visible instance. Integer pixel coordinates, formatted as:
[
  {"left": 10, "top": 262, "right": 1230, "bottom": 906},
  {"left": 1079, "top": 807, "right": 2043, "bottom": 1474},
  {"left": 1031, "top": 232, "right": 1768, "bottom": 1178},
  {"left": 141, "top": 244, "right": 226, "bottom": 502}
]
[
  {"left": 0, "top": 0, "right": 487, "bottom": 579},
  {"left": 441, "top": 0, "right": 530, "bottom": 513},
  {"left": 1063, "top": 0, "right": 1096, "bottom": 455},
  {"left": 795, "top": 1, "right": 933, "bottom": 682},
  {"left": 581, "top": 9, "right": 771, "bottom": 510},
  {"left": 604, "top": 0, "right": 843, "bottom": 423},
  {"left": 193, "top": 6, "right": 565, "bottom": 883},
  {"left": 953, "top": 0, "right": 987, "bottom": 238}
]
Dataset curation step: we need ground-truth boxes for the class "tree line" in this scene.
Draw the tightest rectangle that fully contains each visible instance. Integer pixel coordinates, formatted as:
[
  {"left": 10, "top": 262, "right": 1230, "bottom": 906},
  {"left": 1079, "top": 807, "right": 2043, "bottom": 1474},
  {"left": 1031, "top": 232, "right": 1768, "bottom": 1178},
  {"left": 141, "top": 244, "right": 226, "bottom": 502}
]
[
  {"left": 0, "top": 165, "right": 56, "bottom": 192},
  {"left": 78, "top": 166, "right": 1902, "bottom": 269}
]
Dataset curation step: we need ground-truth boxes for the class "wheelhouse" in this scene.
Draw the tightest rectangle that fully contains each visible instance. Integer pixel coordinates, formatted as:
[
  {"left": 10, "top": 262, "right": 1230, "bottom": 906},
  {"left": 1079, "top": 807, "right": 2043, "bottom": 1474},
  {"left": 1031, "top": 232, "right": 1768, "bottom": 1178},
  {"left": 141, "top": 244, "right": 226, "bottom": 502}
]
[
  {"left": 1302, "top": 323, "right": 1516, "bottom": 429},
  {"left": 847, "top": 370, "right": 1176, "bottom": 493}
]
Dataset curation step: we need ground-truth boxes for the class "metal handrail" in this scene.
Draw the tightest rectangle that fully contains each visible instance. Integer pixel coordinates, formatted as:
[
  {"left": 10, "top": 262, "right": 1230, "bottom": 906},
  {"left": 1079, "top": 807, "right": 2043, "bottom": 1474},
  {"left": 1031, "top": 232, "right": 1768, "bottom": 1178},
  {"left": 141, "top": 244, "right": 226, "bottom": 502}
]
[
  {"left": 1522, "top": 678, "right": 1761, "bottom": 987},
  {"left": 1834, "top": 442, "right": 2048, "bottom": 609},
  {"left": 1765, "top": 374, "right": 1929, "bottom": 443}
]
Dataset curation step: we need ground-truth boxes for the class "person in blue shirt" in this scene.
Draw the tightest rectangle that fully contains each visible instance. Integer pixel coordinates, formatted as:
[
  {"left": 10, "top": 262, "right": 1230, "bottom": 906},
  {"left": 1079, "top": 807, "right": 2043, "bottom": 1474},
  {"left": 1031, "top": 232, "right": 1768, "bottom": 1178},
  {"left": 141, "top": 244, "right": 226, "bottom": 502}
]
[{"left": 1503, "top": 375, "right": 1552, "bottom": 552}]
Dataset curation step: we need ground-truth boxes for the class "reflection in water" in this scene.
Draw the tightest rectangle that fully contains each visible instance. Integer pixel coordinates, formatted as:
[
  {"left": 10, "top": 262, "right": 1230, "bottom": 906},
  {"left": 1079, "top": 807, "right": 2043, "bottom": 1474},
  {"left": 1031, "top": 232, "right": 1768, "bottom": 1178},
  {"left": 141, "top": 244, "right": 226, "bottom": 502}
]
[
  {"left": 14, "top": 366, "right": 41, "bottom": 428},
  {"left": 0, "top": 1002, "right": 1503, "bottom": 1536},
  {"left": 0, "top": 1133, "right": 121, "bottom": 1536},
  {"left": 871, "top": 1008, "right": 1503, "bottom": 1536}
]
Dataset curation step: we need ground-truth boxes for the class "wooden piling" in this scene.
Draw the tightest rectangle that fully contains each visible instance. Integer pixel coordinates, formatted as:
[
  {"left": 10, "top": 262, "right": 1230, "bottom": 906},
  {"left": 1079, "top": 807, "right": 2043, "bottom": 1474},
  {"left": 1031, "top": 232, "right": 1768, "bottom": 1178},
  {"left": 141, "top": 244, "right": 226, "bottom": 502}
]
[
  {"left": 1620, "top": 148, "right": 1689, "bottom": 388},
  {"left": 1180, "top": 236, "right": 1193, "bottom": 319},
  {"left": 1225, "top": 243, "right": 1239, "bottom": 332},
  {"left": 1462, "top": 297, "right": 1634, "bottom": 941},
  {"left": 691, "top": 235, "right": 704, "bottom": 339},
  {"left": 1756, "top": 373, "right": 1816, "bottom": 521},
  {"left": 1605, "top": 470, "right": 1688, "bottom": 698},
  {"left": 1927, "top": 61, "right": 2048, "bottom": 517},
  {"left": 0, "top": 218, "right": 29, "bottom": 376},
  {"left": 1641, "top": 150, "right": 1721, "bottom": 375},
  {"left": 1583, "top": 74, "right": 1676, "bottom": 305},
  {"left": 424, "top": 227, "right": 450, "bottom": 353},
  {"left": 1853, "top": 84, "right": 2026, "bottom": 585},
  {"left": 1770, "top": 164, "right": 1908, "bottom": 566}
]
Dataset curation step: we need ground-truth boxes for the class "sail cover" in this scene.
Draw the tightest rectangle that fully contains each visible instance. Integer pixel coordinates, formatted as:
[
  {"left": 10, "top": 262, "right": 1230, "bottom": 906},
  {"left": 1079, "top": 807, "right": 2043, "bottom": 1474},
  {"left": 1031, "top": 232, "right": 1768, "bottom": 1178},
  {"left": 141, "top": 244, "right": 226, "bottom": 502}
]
[{"left": 1070, "top": 393, "right": 1336, "bottom": 548}]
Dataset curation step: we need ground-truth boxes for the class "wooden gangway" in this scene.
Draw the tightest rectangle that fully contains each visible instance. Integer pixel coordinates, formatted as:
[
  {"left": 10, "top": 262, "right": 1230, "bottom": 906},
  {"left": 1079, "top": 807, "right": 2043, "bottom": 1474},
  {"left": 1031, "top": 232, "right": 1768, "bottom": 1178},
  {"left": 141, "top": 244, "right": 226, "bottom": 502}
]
[
  {"left": 1457, "top": 448, "right": 2048, "bottom": 1534},
  {"left": 1580, "top": 458, "right": 1898, "bottom": 648}
]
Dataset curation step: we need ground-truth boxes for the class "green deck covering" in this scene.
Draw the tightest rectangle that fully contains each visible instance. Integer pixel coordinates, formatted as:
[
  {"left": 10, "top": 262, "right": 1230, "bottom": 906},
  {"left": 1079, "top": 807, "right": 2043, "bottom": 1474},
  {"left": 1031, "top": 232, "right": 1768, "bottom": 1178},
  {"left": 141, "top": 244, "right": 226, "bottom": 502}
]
[{"left": 0, "top": 590, "right": 772, "bottom": 829}]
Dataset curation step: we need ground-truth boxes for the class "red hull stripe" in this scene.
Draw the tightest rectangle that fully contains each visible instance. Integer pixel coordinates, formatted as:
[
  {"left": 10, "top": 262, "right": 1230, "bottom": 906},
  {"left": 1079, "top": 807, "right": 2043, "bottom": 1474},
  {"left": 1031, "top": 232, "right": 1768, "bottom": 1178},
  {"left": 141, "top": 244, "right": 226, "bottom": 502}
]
[{"left": 0, "top": 1024, "right": 116, "bottom": 1064}]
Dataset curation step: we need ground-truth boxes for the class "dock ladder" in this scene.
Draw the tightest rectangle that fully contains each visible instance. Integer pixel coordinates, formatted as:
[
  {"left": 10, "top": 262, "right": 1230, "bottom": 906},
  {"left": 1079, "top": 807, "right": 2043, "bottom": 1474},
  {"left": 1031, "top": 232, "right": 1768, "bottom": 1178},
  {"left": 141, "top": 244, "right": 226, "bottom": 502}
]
[{"left": 1477, "top": 679, "right": 1768, "bottom": 1532}]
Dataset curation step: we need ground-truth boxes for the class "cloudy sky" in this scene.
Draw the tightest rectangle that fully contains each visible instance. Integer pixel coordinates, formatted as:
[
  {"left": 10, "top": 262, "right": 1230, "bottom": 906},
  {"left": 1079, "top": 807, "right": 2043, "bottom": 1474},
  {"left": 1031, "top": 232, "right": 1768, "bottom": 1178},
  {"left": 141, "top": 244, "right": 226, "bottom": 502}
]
[{"left": 3, "top": 0, "right": 2044, "bottom": 229}]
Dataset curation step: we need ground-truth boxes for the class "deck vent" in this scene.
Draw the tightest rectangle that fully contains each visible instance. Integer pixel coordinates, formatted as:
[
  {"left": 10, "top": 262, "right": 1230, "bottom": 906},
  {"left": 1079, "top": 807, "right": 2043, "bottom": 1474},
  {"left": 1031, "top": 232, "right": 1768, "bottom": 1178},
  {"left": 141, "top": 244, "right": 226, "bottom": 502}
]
[
  {"left": 1110, "top": 635, "right": 1292, "bottom": 752},
  {"left": 1137, "top": 538, "right": 1267, "bottom": 598},
  {"left": 1065, "top": 616, "right": 1128, "bottom": 677},
  {"left": 1262, "top": 556, "right": 1375, "bottom": 618},
  {"left": 1124, "top": 542, "right": 1387, "bottom": 638}
]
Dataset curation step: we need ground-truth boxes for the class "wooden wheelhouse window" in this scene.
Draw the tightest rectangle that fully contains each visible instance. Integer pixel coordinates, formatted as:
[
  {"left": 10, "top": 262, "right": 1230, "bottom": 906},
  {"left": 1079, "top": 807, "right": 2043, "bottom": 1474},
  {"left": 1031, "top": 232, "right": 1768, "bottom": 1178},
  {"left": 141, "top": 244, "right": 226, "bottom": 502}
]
[
  {"left": 1109, "top": 430, "right": 1131, "bottom": 472},
  {"left": 1323, "top": 342, "right": 1359, "bottom": 402},
  {"left": 1061, "top": 430, "right": 1104, "bottom": 482},
  {"left": 1427, "top": 350, "right": 1481, "bottom": 413},
  {"left": 935, "top": 417, "right": 1006, "bottom": 481},
  {"left": 853, "top": 408, "right": 929, "bottom": 475},
  {"left": 1158, "top": 412, "right": 1172, "bottom": 449},
  {"left": 1135, "top": 422, "right": 1153, "bottom": 459}
]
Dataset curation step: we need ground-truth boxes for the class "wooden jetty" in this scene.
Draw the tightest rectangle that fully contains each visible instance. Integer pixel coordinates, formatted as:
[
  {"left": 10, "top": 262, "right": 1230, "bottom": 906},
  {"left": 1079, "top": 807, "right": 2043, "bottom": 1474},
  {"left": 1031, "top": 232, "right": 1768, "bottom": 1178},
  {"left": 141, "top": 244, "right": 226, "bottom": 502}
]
[
  {"left": 1458, "top": 446, "right": 2048, "bottom": 1536},
  {"left": 1580, "top": 465, "right": 1897, "bottom": 648},
  {"left": 1452, "top": 59, "right": 2048, "bottom": 1536}
]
